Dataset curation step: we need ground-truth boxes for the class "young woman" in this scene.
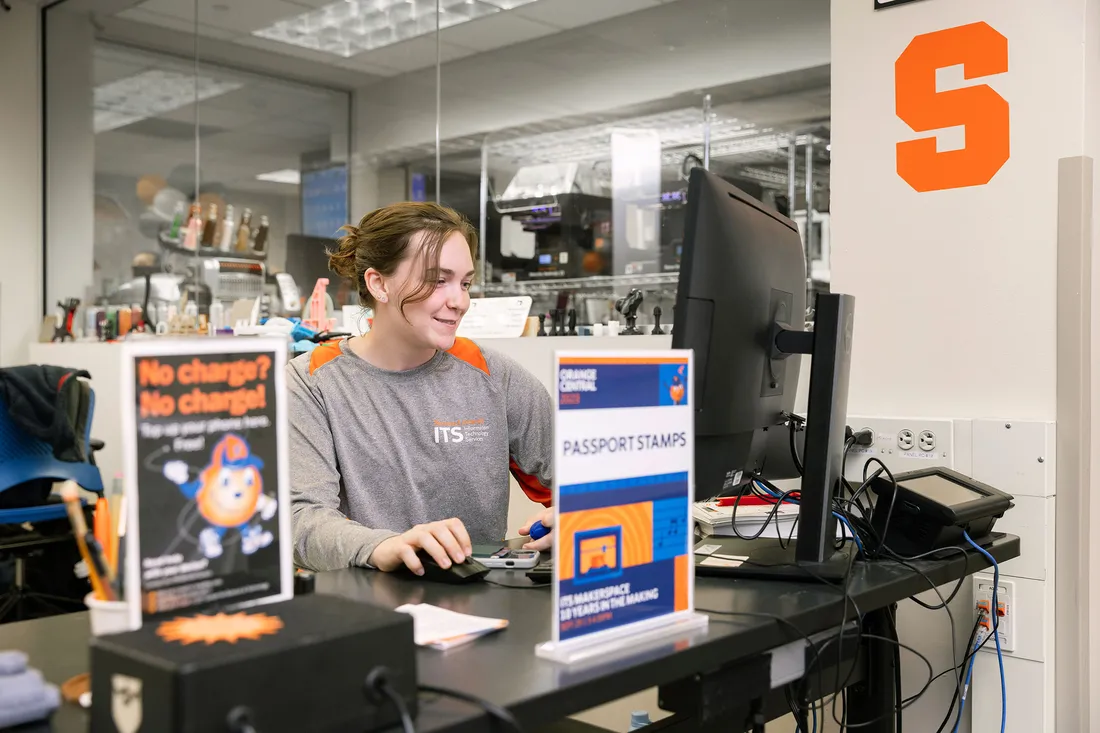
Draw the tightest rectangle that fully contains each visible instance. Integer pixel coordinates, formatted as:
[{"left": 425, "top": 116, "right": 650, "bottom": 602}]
[{"left": 287, "top": 202, "right": 554, "bottom": 574}]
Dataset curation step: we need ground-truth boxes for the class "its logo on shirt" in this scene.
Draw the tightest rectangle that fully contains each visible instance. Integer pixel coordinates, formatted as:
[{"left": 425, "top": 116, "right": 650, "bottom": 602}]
[{"left": 433, "top": 417, "right": 489, "bottom": 445}]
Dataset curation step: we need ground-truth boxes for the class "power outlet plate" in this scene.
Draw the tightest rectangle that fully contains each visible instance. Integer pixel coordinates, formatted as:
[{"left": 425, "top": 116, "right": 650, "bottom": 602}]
[
  {"left": 973, "top": 574, "right": 1015, "bottom": 653},
  {"left": 844, "top": 416, "right": 955, "bottom": 480}
]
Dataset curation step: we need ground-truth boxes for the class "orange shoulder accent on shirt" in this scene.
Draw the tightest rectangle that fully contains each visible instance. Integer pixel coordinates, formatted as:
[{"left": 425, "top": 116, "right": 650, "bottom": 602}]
[
  {"left": 446, "top": 337, "right": 489, "bottom": 376},
  {"left": 308, "top": 341, "right": 344, "bottom": 375},
  {"left": 510, "top": 457, "right": 552, "bottom": 507}
]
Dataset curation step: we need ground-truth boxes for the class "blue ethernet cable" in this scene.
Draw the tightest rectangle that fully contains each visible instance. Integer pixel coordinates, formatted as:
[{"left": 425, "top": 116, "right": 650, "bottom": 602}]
[
  {"left": 752, "top": 481, "right": 865, "bottom": 555},
  {"left": 961, "top": 531, "right": 1006, "bottom": 733}
]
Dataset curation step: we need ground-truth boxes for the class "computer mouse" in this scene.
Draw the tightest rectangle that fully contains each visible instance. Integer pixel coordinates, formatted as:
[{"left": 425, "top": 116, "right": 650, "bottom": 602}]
[{"left": 415, "top": 551, "right": 490, "bottom": 584}]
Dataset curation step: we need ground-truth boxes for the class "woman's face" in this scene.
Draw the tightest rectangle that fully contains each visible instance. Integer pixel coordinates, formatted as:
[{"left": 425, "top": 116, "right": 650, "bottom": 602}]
[{"left": 385, "top": 231, "right": 474, "bottom": 352}]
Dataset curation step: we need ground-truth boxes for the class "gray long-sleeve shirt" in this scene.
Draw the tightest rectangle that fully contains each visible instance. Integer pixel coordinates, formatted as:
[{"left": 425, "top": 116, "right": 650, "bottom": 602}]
[{"left": 287, "top": 337, "right": 554, "bottom": 572}]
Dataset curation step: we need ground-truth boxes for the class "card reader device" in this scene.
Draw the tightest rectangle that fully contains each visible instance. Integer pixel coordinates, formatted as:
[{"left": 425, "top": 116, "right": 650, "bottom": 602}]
[
  {"left": 868, "top": 467, "right": 1015, "bottom": 556},
  {"left": 90, "top": 594, "right": 417, "bottom": 733}
]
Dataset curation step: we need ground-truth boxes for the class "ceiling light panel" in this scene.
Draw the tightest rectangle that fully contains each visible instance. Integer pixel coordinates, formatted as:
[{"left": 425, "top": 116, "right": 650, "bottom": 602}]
[
  {"left": 94, "top": 69, "right": 243, "bottom": 133},
  {"left": 253, "top": 0, "right": 539, "bottom": 58},
  {"left": 256, "top": 169, "right": 302, "bottom": 184}
]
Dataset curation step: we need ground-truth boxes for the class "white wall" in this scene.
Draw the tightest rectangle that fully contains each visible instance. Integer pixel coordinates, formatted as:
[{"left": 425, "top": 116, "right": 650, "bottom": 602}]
[
  {"left": 1087, "top": 3, "right": 1100, "bottom": 725},
  {"left": 0, "top": 1, "right": 43, "bottom": 367},
  {"left": 832, "top": 0, "right": 1093, "bottom": 730},
  {"left": 832, "top": 3, "right": 1080, "bottom": 422}
]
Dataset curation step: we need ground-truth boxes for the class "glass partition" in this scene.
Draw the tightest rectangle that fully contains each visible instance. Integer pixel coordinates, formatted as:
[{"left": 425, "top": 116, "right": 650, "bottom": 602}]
[
  {"left": 44, "top": 1, "right": 351, "bottom": 327},
  {"left": 43, "top": 0, "right": 829, "bottom": 327},
  {"left": 436, "top": 0, "right": 831, "bottom": 326}
]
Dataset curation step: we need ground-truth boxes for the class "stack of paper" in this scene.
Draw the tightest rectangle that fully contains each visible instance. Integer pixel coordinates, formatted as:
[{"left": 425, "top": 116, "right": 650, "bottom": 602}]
[
  {"left": 693, "top": 500, "right": 800, "bottom": 538},
  {"left": 395, "top": 603, "right": 508, "bottom": 651}
]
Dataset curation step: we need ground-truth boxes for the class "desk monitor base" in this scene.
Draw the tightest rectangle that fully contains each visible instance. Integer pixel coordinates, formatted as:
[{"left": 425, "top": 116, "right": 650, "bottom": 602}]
[
  {"left": 696, "top": 538, "right": 854, "bottom": 582},
  {"left": 536, "top": 612, "right": 709, "bottom": 666}
]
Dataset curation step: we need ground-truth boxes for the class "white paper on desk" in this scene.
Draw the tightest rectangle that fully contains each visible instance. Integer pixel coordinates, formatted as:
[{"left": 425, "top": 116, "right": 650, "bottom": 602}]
[
  {"left": 395, "top": 603, "right": 508, "bottom": 651},
  {"left": 693, "top": 502, "right": 799, "bottom": 527}
]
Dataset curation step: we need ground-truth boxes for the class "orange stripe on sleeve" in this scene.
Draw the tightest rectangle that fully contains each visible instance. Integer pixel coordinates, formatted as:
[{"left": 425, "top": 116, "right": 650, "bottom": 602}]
[
  {"left": 308, "top": 341, "right": 344, "bottom": 375},
  {"left": 510, "top": 457, "right": 551, "bottom": 507},
  {"left": 446, "top": 337, "right": 489, "bottom": 376}
]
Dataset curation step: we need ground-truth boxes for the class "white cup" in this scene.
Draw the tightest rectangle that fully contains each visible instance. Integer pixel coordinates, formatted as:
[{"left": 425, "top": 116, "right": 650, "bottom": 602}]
[
  {"left": 607, "top": 321, "right": 620, "bottom": 337},
  {"left": 86, "top": 593, "right": 138, "bottom": 636},
  {"left": 592, "top": 323, "right": 604, "bottom": 337}
]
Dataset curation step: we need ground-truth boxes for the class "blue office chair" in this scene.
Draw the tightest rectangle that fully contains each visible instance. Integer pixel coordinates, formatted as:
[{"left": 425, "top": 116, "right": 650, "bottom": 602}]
[{"left": 0, "top": 380, "right": 104, "bottom": 623}]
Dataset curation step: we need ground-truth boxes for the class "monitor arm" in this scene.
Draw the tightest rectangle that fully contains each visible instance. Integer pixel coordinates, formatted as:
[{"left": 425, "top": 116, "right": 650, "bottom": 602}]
[{"left": 772, "top": 325, "right": 814, "bottom": 358}]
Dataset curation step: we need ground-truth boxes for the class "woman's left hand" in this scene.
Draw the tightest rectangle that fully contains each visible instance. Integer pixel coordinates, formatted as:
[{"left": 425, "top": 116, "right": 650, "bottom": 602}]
[{"left": 519, "top": 507, "right": 554, "bottom": 552}]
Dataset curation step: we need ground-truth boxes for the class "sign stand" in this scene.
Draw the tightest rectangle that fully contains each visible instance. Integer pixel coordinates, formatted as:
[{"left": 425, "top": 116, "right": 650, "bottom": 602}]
[
  {"left": 536, "top": 350, "right": 707, "bottom": 664},
  {"left": 119, "top": 337, "right": 292, "bottom": 629}
]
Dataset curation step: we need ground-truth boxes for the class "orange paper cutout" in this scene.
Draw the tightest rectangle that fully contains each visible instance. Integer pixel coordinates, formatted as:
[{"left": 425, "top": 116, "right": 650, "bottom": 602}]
[{"left": 156, "top": 611, "right": 284, "bottom": 645}]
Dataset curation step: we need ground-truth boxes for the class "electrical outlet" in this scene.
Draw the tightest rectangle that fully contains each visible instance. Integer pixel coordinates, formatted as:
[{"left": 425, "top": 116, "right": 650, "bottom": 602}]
[
  {"left": 843, "top": 416, "right": 954, "bottom": 480},
  {"left": 973, "top": 574, "right": 1015, "bottom": 653},
  {"left": 918, "top": 430, "right": 936, "bottom": 452}
]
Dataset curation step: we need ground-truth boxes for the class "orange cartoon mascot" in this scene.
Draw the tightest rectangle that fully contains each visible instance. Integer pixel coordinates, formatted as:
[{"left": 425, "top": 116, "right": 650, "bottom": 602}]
[
  {"left": 668, "top": 374, "right": 685, "bottom": 405},
  {"left": 163, "top": 434, "right": 276, "bottom": 559}
]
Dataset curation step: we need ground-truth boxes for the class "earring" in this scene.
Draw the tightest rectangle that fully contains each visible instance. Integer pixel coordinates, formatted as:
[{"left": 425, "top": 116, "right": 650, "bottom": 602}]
[{"left": 378, "top": 295, "right": 387, "bottom": 303}]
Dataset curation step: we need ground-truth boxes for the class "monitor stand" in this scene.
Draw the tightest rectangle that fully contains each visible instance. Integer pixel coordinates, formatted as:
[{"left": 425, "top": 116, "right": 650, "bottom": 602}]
[
  {"left": 696, "top": 537, "right": 853, "bottom": 582},
  {"left": 700, "top": 293, "right": 857, "bottom": 584}
]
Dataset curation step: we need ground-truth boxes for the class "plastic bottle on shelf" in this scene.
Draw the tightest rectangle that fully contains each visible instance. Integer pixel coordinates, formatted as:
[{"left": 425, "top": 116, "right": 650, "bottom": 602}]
[
  {"left": 201, "top": 203, "right": 218, "bottom": 247},
  {"left": 629, "top": 712, "right": 651, "bottom": 731},
  {"left": 169, "top": 202, "right": 185, "bottom": 239},
  {"left": 235, "top": 208, "right": 253, "bottom": 252},
  {"left": 253, "top": 215, "right": 270, "bottom": 254},
  {"left": 219, "top": 205, "right": 236, "bottom": 251},
  {"left": 209, "top": 302, "right": 224, "bottom": 331}
]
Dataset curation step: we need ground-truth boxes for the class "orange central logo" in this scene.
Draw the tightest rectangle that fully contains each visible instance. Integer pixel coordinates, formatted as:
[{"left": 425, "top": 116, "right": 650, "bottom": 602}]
[{"left": 156, "top": 611, "right": 284, "bottom": 645}]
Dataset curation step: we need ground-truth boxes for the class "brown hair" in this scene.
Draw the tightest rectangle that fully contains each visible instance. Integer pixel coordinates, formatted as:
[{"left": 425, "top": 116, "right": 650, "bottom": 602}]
[{"left": 328, "top": 202, "right": 478, "bottom": 314}]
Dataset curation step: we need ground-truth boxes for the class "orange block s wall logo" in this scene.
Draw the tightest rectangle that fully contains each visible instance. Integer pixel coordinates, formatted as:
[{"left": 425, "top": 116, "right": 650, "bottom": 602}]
[{"left": 895, "top": 22, "right": 1009, "bottom": 192}]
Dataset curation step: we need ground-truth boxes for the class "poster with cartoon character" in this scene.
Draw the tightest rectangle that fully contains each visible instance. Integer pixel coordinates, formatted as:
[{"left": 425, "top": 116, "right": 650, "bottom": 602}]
[{"left": 119, "top": 337, "right": 292, "bottom": 628}]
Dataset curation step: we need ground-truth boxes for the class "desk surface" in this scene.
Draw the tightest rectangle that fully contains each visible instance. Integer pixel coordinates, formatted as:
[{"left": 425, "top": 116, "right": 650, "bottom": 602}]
[{"left": 2, "top": 535, "right": 1019, "bottom": 733}]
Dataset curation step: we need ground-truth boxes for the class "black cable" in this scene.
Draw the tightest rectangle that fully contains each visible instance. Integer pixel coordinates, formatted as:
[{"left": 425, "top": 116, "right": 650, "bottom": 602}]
[
  {"left": 926, "top": 616, "right": 982, "bottom": 733},
  {"left": 790, "top": 682, "right": 811, "bottom": 733},
  {"left": 828, "top": 546, "right": 863, "bottom": 728},
  {"left": 914, "top": 619, "right": 981, "bottom": 701},
  {"left": 419, "top": 685, "right": 523, "bottom": 733},
  {"left": 729, "top": 482, "right": 801, "bottom": 543},
  {"left": 789, "top": 418, "right": 804, "bottom": 476},
  {"left": 382, "top": 683, "right": 417, "bottom": 733},
  {"left": 699, "top": 607, "right": 830, "bottom": 723},
  {"left": 861, "top": 458, "right": 898, "bottom": 559},
  {"left": 364, "top": 668, "right": 417, "bottom": 733},
  {"left": 891, "top": 607, "right": 903, "bottom": 733},
  {"left": 826, "top": 634, "right": 933, "bottom": 729},
  {"left": 882, "top": 552, "right": 963, "bottom": 705},
  {"left": 226, "top": 706, "right": 259, "bottom": 733},
  {"left": 886, "top": 547, "right": 968, "bottom": 610}
]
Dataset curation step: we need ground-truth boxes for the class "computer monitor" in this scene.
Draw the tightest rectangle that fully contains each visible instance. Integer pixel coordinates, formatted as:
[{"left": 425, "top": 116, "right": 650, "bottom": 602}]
[{"left": 672, "top": 168, "right": 855, "bottom": 576}]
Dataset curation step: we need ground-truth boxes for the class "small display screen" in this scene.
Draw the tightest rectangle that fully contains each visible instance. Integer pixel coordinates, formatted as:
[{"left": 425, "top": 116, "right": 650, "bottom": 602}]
[
  {"left": 538, "top": 253, "right": 553, "bottom": 265},
  {"left": 900, "top": 474, "right": 983, "bottom": 507}
]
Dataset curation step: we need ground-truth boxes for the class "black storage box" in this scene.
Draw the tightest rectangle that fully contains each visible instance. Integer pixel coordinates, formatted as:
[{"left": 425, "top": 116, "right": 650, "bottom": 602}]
[{"left": 90, "top": 593, "right": 417, "bottom": 733}]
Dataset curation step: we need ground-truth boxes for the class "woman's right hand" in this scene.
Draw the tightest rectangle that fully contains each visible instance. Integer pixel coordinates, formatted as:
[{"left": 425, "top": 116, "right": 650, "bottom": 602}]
[{"left": 368, "top": 518, "right": 473, "bottom": 575}]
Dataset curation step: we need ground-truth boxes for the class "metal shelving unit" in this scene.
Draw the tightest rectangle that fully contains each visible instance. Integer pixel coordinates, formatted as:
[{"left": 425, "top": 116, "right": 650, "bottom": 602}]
[
  {"left": 478, "top": 272, "right": 679, "bottom": 297},
  {"left": 475, "top": 104, "right": 831, "bottom": 311}
]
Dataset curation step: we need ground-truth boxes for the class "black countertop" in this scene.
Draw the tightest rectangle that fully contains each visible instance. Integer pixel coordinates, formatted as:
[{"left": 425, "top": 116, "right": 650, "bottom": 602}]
[{"left": 2, "top": 533, "right": 1019, "bottom": 733}]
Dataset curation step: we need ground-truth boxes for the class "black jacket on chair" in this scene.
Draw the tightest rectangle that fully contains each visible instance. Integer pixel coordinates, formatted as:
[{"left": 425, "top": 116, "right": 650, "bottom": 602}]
[{"left": 0, "top": 365, "right": 92, "bottom": 464}]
